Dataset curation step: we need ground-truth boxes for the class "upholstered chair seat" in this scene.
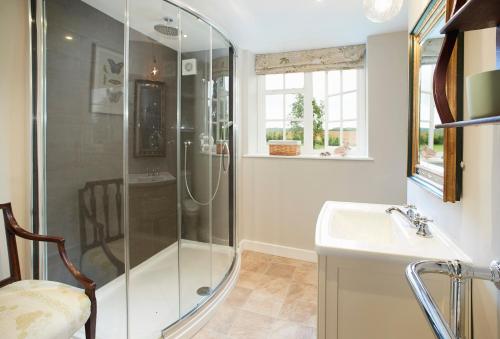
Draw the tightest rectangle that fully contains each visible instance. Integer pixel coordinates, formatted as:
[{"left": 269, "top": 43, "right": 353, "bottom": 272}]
[{"left": 0, "top": 280, "right": 91, "bottom": 339}]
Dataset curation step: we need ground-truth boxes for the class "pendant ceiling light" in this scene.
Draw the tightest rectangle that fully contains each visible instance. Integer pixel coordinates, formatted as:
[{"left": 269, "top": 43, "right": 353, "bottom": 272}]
[{"left": 363, "top": 0, "right": 403, "bottom": 23}]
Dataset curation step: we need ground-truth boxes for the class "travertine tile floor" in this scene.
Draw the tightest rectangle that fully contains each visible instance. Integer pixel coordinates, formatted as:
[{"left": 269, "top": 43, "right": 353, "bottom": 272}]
[{"left": 192, "top": 251, "right": 318, "bottom": 338}]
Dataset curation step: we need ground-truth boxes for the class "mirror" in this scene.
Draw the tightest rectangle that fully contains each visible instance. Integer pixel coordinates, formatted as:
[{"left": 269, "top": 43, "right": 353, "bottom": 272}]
[
  {"left": 134, "top": 80, "right": 166, "bottom": 157},
  {"left": 408, "top": 0, "right": 463, "bottom": 202}
]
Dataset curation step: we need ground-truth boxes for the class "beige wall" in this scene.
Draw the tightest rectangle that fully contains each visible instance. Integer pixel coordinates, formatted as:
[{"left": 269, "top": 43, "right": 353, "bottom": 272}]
[
  {"left": 237, "top": 31, "right": 409, "bottom": 251},
  {"left": 407, "top": 1, "right": 500, "bottom": 337},
  {"left": 0, "top": 0, "right": 31, "bottom": 278}
]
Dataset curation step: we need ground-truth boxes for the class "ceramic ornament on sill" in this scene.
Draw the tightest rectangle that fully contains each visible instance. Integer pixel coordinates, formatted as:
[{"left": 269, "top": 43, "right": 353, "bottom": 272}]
[{"left": 334, "top": 141, "right": 351, "bottom": 157}]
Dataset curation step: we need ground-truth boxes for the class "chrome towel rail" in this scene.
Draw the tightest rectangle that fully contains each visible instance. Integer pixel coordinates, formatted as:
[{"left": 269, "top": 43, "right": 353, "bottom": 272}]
[{"left": 406, "top": 260, "right": 500, "bottom": 339}]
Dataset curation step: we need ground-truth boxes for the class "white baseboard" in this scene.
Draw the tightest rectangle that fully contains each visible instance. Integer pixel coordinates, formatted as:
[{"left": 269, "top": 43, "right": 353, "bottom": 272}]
[{"left": 239, "top": 239, "right": 318, "bottom": 263}]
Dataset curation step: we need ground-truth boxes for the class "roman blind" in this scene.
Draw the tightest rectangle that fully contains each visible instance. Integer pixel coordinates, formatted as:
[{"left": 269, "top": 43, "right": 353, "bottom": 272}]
[{"left": 255, "top": 44, "right": 366, "bottom": 75}]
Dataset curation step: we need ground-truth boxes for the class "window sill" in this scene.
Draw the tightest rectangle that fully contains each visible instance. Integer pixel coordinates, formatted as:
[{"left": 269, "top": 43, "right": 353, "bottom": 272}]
[{"left": 243, "top": 154, "right": 374, "bottom": 161}]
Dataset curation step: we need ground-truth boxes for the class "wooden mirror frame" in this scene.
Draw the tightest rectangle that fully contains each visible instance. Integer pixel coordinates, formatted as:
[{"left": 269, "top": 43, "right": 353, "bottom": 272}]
[
  {"left": 408, "top": 0, "right": 463, "bottom": 202},
  {"left": 133, "top": 80, "right": 167, "bottom": 157}
]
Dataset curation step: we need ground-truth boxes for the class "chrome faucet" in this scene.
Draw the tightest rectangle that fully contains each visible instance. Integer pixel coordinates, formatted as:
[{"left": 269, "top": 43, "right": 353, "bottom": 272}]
[
  {"left": 147, "top": 168, "right": 160, "bottom": 176},
  {"left": 386, "top": 204, "right": 433, "bottom": 238},
  {"left": 385, "top": 204, "right": 418, "bottom": 224}
]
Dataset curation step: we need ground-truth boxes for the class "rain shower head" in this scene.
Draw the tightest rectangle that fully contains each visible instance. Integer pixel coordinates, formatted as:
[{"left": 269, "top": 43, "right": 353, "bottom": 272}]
[{"left": 154, "top": 17, "right": 178, "bottom": 38}]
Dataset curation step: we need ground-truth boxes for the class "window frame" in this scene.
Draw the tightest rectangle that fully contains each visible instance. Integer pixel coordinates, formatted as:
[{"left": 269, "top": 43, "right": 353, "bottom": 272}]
[{"left": 257, "top": 69, "right": 367, "bottom": 156}]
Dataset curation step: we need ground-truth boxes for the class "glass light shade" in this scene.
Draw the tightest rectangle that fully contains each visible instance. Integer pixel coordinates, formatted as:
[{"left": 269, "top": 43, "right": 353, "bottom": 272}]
[{"left": 363, "top": 0, "right": 403, "bottom": 23}]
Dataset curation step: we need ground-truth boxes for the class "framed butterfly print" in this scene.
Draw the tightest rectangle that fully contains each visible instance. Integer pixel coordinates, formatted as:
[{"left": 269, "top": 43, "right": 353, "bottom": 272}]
[{"left": 90, "top": 44, "right": 124, "bottom": 115}]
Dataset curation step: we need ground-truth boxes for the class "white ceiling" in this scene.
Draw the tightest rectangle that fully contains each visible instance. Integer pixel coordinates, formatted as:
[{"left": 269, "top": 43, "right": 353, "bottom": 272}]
[
  {"left": 83, "top": 0, "right": 408, "bottom": 54},
  {"left": 179, "top": 0, "right": 408, "bottom": 53}
]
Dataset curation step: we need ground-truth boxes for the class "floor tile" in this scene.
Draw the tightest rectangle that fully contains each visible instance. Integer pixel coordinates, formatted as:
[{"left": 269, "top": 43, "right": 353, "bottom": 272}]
[
  {"left": 237, "top": 270, "right": 264, "bottom": 289},
  {"left": 225, "top": 286, "right": 253, "bottom": 308},
  {"left": 278, "top": 298, "right": 317, "bottom": 325},
  {"left": 285, "top": 282, "right": 317, "bottom": 304},
  {"left": 254, "top": 275, "right": 291, "bottom": 299},
  {"left": 264, "top": 263, "right": 296, "bottom": 279},
  {"left": 292, "top": 265, "right": 318, "bottom": 286},
  {"left": 203, "top": 304, "right": 238, "bottom": 334},
  {"left": 191, "top": 327, "right": 229, "bottom": 339},
  {"left": 268, "top": 319, "right": 316, "bottom": 339},
  {"left": 227, "top": 309, "right": 274, "bottom": 338},
  {"left": 241, "top": 289, "right": 284, "bottom": 317},
  {"left": 241, "top": 251, "right": 272, "bottom": 274},
  {"left": 271, "top": 255, "right": 310, "bottom": 267}
]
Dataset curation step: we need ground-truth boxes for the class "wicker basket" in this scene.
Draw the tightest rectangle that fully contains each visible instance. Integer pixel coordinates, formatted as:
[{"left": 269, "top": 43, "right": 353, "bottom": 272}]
[{"left": 268, "top": 140, "right": 301, "bottom": 156}]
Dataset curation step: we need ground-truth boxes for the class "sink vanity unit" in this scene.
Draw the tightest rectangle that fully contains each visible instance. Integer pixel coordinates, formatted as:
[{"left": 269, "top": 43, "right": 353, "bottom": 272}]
[{"left": 315, "top": 201, "right": 471, "bottom": 339}]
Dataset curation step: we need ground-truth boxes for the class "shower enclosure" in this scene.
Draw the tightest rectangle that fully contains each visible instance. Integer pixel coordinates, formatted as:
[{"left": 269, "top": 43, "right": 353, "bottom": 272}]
[{"left": 31, "top": 0, "right": 236, "bottom": 337}]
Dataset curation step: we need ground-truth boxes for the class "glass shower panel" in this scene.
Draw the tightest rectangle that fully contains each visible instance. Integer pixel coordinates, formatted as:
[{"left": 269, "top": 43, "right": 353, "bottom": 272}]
[
  {"left": 127, "top": 0, "right": 180, "bottom": 337},
  {"left": 211, "top": 30, "right": 234, "bottom": 288},
  {"left": 179, "top": 12, "right": 213, "bottom": 316},
  {"left": 42, "top": 0, "right": 126, "bottom": 337}
]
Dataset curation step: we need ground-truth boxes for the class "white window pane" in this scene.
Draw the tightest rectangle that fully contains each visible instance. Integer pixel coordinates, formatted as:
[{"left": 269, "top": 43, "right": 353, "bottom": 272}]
[
  {"left": 313, "top": 71, "right": 326, "bottom": 101},
  {"left": 328, "top": 95, "right": 341, "bottom": 121},
  {"left": 265, "top": 74, "right": 283, "bottom": 90},
  {"left": 420, "top": 93, "right": 430, "bottom": 121},
  {"left": 420, "top": 65, "right": 434, "bottom": 93},
  {"left": 285, "top": 93, "right": 303, "bottom": 120},
  {"left": 285, "top": 121, "right": 304, "bottom": 144},
  {"left": 265, "top": 94, "right": 283, "bottom": 119},
  {"left": 343, "top": 92, "right": 357, "bottom": 120},
  {"left": 266, "top": 121, "right": 283, "bottom": 142},
  {"left": 285, "top": 72, "right": 304, "bottom": 89},
  {"left": 343, "top": 120, "right": 357, "bottom": 146},
  {"left": 328, "top": 70, "right": 341, "bottom": 95},
  {"left": 328, "top": 122, "right": 341, "bottom": 146},
  {"left": 433, "top": 104, "right": 441, "bottom": 124},
  {"left": 343, "top": 69, "right": 357, "bottom": 92}
]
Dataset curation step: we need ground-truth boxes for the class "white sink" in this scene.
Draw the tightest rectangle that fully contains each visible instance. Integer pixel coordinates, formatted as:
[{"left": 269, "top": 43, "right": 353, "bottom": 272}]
[
  {"left": 129, "top": 172, "right": 176, "bottom": 185},
  {"left": 315, "top": 201, "right": 470, "bottom": 262}
]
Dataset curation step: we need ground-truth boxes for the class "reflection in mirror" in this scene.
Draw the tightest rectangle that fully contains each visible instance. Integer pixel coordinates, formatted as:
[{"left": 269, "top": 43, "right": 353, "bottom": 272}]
[
  {"left": 417, "top": 20, "right": 445, "bottom": 188},
  {"left": 134, "top": 80, "right": 166, "bottom": 157}
]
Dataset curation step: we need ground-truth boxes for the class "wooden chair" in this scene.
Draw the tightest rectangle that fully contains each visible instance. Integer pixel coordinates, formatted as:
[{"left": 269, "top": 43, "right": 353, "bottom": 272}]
[
  {"left": 0, "top": 202, "right": 96, "bottom": 339},
  {"left": 79, "top": 179, "right": 124, "bottom": 286}
]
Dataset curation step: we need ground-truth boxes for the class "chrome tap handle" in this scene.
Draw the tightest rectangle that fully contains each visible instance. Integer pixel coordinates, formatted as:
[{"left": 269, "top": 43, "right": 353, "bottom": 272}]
[
  {"left": 415, "top": 216, "right": 433, "bottom": 238},
  {"left": 405, "top": 204, "right": 418, "bottom": 222}
]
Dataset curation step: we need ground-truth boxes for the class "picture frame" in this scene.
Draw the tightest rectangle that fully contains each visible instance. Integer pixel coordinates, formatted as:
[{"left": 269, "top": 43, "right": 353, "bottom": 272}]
[{"left": 90, "top": 44, "right": 124, "bottom": 115}]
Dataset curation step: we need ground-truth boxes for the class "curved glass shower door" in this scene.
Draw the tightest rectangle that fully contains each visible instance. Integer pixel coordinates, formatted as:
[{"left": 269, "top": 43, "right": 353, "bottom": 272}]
[
  {"left": 37, "top": 0, "right": 235, "bottom": 338},
  {"left": 178, "top": 9, "right": 213, "bottom": 316},
  {"left": 211, "top": 30, "right": 235, "bottom": 290},
  {"left": 127, "top": 1, "right": 180, "bottom": 337},
  {"left": 177, "top": 13, "right": 236, "bottom": 318}
]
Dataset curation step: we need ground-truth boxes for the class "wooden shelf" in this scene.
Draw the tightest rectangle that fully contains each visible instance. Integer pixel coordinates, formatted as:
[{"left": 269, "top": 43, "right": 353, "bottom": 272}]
[
  {"left": 441, "top": 0, "right": 500, "bottom": 34},
  {"left": 435, "top": 115, "right": 500, "bottom": 128}
]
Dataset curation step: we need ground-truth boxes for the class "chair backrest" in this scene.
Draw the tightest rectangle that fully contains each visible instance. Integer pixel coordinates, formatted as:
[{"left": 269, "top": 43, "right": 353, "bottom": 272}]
[
  {"left": 0, "top": 203, "right": 22, "bottom": 287},
  {"left": 78, "top": 179, "right": 123, "bottom": 256}
]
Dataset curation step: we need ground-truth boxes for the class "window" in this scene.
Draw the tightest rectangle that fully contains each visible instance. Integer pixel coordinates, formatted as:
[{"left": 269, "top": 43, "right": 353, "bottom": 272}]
[{"left": 258, "top": 69, "right": 366, "bottom": 155}]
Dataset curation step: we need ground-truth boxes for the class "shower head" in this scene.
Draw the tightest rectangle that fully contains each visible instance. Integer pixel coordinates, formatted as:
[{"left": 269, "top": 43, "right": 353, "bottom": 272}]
[{"left": 154, "top": 17, "right": 178, "bottom": 38}]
